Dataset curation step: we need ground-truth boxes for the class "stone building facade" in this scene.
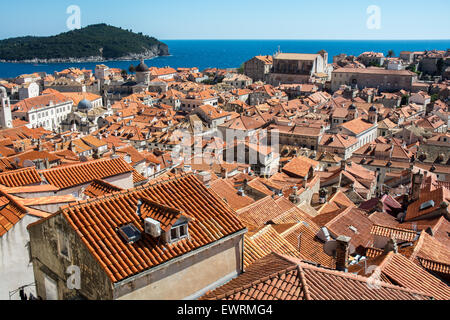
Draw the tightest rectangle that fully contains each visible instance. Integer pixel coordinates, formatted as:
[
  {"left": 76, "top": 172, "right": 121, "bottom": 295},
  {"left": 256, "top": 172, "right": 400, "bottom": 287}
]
[
  {"left": 331, "top": 68, "right": 418, "bottom": 92},
  {"left": 243, "top": 55, "right": 273, "bottom": 82}
]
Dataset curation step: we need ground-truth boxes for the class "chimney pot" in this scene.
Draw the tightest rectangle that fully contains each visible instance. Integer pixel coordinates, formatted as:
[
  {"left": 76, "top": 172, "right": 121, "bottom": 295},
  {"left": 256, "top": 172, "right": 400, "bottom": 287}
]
[
  {"left": 383, "top": 238, "right": 398, "bottom": 254},
  {"left": 336, "top": 235, "right": 351, "bottom": 272},
  {"left": 136, "top": 199, "right": 143, "bottom": 218}
]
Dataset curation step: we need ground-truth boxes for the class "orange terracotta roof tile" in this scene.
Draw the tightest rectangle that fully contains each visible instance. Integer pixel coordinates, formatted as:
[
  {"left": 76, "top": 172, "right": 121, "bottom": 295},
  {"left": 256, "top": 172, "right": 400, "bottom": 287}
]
[
  {"left": 324, "top": 207, "right": 375, "bottom": 251},
  {"left": 0, "top": 190, "right": 28, "bottom": 237},
  {"left": 12, "top": 93, "right": 72, "bottom": 113},
  {"left": 243, "top": 225, "right": 302, "bottom": 268},
  {"left": 405, "top": 187, "right": 450, "bottom": 221},
  {"left": 282, "top": 156, "right": 318, "bottom": 178},
  {"left": 30, "top": 174, "right": 246, "bottom": 283},
  {"left": 3, "top": 184, "right": 59, "bottom": 194},
  {"left": 418, "top": 257, "right": 450, "bottom": 275},
  {"left": 407, "top": 232, "right": 450, "bottom": 274},
  {"left": 370, "top": 224, "right": 419, "bottom": 242},
  {"left": 132, "top": 169, "right": 148, "bottom": 185},
  {"left": 210, "top": 179, "right": 255, "bottom": 211},
  {"left": 279, "top": 223, "right": 335, "bottom": 268},
  {"left": 201, "top": 253, "right": 431, "bottom": 300},
  {"left": 340, "top": 118, "right": 376, "bottom": 135},
  {"left": 80, "top": 135, "right": 107, "bottom": 149},
  {"left": 40, "top": 158, "right": 134, "bottom": 190},
  {"left": 349, "top": 252, "right": 450, "bottom": 300},
  {"left": 17, "top": 195, "right": 77, "bottom": 207},
  {"left": 83, "top": 179, "right": 123, "bottom": 198},
  {"left": 0, "top": 167, "right": 43, "bottom": 187},
  {"left": 236, "top": 196, "right": 286, "bottom": 227}
]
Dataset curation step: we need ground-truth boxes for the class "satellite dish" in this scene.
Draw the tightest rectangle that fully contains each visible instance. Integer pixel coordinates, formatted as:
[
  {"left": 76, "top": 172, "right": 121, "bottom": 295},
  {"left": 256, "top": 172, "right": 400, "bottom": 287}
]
[
  {"left": 323, "top": 240, "right": 338, "bottom": 257},
  {"left": 22, "top": 160, "right": 35, "bottom": 168}
]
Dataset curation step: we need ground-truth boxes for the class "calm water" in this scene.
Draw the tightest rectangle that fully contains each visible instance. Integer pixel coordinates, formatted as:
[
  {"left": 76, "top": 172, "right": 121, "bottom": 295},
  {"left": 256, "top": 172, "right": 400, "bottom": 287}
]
[{"left": 0, "top": 40, "right": 449, "bottom": 79}]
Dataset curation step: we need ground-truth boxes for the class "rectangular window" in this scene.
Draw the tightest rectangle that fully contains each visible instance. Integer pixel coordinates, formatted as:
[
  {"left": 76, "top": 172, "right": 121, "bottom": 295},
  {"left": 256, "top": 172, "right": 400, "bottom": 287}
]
[
  {"left": 44, "top": 275, "right": 58, "bottom": 301},
  {"left": 180, "top": 225, "right": 187, "bottom": 237},
  {"left": 58, "top": 231, "right": 70, "bottom": 260},
  {"left": 170, "top": 224, "right": 189, "bottom": 242},
  {"left": 171, "top": 228, "right": 178, "bottom": 241}
]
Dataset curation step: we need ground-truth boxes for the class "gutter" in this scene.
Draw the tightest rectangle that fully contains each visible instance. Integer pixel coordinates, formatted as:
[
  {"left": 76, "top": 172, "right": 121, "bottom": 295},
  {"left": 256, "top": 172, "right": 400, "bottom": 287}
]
[
  {"left": 112, "top": 228, "right": 248, "bottom": 296},
  {"left": 241, "top": 233, "right": 245, "bottom": 274}
]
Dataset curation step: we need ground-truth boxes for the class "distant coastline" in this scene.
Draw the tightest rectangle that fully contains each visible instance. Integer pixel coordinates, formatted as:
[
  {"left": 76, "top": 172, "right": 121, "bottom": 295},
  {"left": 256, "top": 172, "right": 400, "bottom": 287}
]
[
  {"left": 1, "top": 39, "right": 449, "bottom": 79},
  {"left": 0, "top": 53, "right": 166, "bottom": 64},
  {"left": 0, "top": 24, "right": 169, "bottom": 65}
]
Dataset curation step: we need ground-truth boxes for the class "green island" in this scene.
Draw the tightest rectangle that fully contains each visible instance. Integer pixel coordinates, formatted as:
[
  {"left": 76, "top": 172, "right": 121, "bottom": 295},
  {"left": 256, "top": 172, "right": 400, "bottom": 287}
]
[{"left": 0, "top": 23, "right": 169, "bottom": 63}]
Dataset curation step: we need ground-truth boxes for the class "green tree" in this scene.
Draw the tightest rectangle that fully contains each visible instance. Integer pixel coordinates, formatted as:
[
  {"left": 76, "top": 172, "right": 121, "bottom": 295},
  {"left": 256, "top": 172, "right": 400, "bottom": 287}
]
[
  {"left": 201, "top": 78, "right": 216, "bottom": 85},
  {"left": 437, "top": 58, "right": 444, "bottom": 75},
  {"left": 128, "top": 65, "right": 136, "bottom": 74},
  {"left": 401, "top": 94, "right": 410, "bottom": 106},
  {"left": 0, "top": 24, "right": 168, "bottom": 61},
  {"left": 237, "top": 63, "right": 245, "bottom": 74},
  {"left": 121, "top": 69, "right": 128, "bottom": 78},
  {"left": 368, "top": 61, "right": 382, "bottom": 68},
  {"left": 387, "top": 50, "right": 395, "bottom": 58}
]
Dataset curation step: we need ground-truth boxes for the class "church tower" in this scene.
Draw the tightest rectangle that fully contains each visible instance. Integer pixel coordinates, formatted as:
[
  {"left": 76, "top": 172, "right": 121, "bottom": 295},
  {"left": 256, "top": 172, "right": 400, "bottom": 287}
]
[
  {"left": 368, "top": 105, "right": 378, "bottom": 124},
  {"left": 347, "top": 104, "right": 358, "bottom": 120},
  {"left": 0, "top": 87, "right": 13, "bottom": 129},
  {"left": 135, "top": 59, "right": 150, "bottom": 85}
]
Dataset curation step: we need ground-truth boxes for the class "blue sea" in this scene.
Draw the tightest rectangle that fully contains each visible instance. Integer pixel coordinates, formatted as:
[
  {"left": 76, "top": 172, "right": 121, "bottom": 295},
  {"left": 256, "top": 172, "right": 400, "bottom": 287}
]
[{"left": 0, "top": 40, "right": 449, "bottom": 79}]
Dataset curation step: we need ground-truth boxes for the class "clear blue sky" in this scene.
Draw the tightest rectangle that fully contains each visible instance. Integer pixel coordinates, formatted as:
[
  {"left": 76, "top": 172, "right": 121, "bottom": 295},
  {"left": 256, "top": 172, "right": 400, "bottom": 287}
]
[{"left": 1, "top": 0, "right": 449, "bottom": 40}]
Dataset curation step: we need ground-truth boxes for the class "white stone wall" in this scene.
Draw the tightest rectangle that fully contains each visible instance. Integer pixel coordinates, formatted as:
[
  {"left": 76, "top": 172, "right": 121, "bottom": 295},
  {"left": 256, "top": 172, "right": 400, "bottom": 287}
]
[
  {"left": 0, "top": 215, "right": 40, "bottom": 300},
  {"left": 26, "top": 101, "right": 73, "bottom": 131},
  {"left": 114, "top": 233, "right": 244, "bottom": 300}
]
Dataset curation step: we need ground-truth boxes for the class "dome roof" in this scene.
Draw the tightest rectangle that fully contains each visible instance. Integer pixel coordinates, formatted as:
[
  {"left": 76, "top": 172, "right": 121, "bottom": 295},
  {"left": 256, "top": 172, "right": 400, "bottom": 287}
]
[
  {"left": 349, "top": 103, "right": 357, "bottom": 110},
  {"left": 78, "top": 99, "right": 92, "bottom": 110},
  {"left": 369, "top": 105, "right": 378, "bottom": 112},
  {"left": 136, "top": 60, "right": 149, "bottom": 72}
]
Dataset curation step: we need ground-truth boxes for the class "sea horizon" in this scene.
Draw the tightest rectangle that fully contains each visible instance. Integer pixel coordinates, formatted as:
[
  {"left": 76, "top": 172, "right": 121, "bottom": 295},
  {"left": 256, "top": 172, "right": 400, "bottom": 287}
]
[{"left": 1, "top": 39, "right": 449, "bottom": 79}]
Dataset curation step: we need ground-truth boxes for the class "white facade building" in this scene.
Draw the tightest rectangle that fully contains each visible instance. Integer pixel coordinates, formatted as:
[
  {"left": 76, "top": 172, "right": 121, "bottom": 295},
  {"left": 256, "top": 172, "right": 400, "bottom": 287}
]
[
  {"left": 19, "top": 82, "right": 40, "bottom": 100},
  {"left": 12, "top": 93, "right": 73, "bottom": 131},
  {"left": 0, "top": 87, "right": 13, "bottom": 129}
]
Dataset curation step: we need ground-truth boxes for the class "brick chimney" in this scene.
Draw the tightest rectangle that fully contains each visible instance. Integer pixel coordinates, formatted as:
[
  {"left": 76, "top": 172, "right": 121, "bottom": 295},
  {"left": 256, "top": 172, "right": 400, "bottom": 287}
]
[
  {"left": 383, "top": 238, "right": 398, "bottom": 254},
  {"left": 410, "top": 172, "right": 424, "bottom": 203},
  {"left": 319, "top": 188, "right": 328, "bottom": 204},
  {"left": 289, "top": 186, "right": 300, "bottom": 204},
  {"left": 440, "top": 202, "right": 449, "bottom": 219},
  {"left": 196, "top": 171, "right": 211, "bottom": 188},
  {"left": 340, "top": 160, "right": 346, "bottom": 170},
  {"left": 335, "top": 235, "right": 351, "bottom": 272}
]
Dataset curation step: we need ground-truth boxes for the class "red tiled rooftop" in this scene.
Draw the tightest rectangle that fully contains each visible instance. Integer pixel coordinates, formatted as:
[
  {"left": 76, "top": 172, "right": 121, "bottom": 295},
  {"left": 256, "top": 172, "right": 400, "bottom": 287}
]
[
  {"left": 0, "top": 167, "right": 43, "bottom": 188},
  {"left": 83, "top": 179, "right": 123, "bottom": 198},
  {"left": 0, "top": 190, "right": 28, "bottom": 237},
  {"left": 405, "top": 187, "right": 450, "bottom": 221},
  {"left": 370, "top": 225, "right": 419, "bottom": 242},
  {"left": 236, "top": 196, "right": 286, "bottom": 227},
  {"left": 201, "top": 253, "right": 431, "bottom": 300},
  {"left": 210, "top": 179, "right": 255, "bottom": 211},
  {"left": 30, "top": 174, "right": 246, "bottom": 283},
  {"left": 349, "top": 252, "right": 450, "bottom": 300},
  {"left": 40, "top": 158, "right": 134, "bottom": 190},
  {"left": 243, "top": 225, "right": 302, "bottom": 268}
]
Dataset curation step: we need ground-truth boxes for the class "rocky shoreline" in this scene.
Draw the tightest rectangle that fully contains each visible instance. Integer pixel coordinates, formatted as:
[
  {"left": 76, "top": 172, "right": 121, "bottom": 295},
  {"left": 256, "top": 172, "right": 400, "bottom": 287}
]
[{"left": 0, "top": 47, "right": 170, "bottom": 64}]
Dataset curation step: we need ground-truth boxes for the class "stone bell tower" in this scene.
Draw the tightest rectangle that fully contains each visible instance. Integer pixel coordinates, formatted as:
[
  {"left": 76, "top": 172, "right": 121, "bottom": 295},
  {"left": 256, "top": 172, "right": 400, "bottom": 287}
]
[{"left": 0, "top": 87, "right": 13, "bottom": 129}]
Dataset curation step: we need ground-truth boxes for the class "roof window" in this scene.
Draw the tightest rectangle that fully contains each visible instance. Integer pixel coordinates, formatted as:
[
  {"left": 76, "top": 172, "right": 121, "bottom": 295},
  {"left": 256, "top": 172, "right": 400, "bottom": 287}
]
[
  {"left": 169, "top": 223, "right": 189, "bottom": 243},
  {"left": 419, "top": 200, "right": 435, "bottom": 211},
  {"left": 118, "top": 224, "right": 141, "bottom": 244},
  {"left": 349, "top": 225, "right": 358, "bottom": 233}
]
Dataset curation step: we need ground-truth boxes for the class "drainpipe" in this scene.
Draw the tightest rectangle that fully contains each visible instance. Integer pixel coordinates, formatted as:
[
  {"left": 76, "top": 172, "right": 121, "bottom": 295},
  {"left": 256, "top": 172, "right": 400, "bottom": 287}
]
[{"left": 241, "top": 234, "right": 245, "bottom": 274}]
